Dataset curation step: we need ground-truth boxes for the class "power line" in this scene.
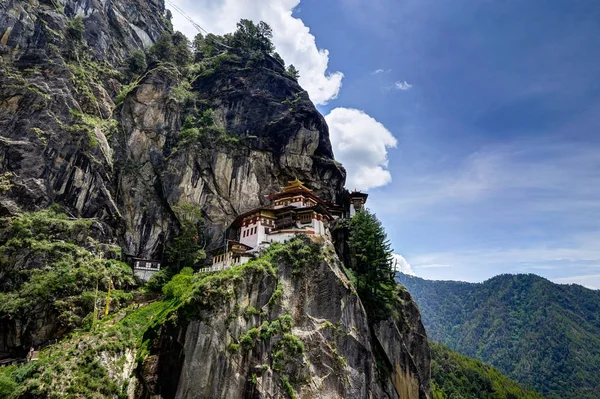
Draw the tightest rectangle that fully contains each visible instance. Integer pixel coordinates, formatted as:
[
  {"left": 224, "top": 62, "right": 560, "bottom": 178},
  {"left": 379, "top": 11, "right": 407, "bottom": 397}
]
[{"left": 164, "top": 0, "right": 233, "bottom": 49}]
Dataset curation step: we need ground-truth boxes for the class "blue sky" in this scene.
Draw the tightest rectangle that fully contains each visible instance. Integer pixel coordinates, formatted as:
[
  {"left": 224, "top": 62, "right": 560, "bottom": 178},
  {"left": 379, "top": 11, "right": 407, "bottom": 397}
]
[{"left": 169, "top": 0, "right": 600, "bottom": 289}]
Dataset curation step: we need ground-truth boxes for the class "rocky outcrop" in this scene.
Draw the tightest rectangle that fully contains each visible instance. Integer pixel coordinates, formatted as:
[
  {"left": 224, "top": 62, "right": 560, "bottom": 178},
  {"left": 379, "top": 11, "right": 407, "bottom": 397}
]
[
  {"left": 138, "top": 241, "right": 430, "bottom": 399},
  {"left": 114, "top": 54, "right": 345, "bottom": 258},
  {"left": 0, "top": 0, "right": 170, "bottom": 222}
]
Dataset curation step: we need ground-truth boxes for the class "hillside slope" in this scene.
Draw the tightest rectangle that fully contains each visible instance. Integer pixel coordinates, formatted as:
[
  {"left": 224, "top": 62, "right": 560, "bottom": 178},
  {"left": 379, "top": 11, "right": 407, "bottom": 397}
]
[
  {"left": 397, "top": 273, "right": 600, "bottom": 399},
  {"left": 430, "top": 342, "right": 543, "bottom": 399}
]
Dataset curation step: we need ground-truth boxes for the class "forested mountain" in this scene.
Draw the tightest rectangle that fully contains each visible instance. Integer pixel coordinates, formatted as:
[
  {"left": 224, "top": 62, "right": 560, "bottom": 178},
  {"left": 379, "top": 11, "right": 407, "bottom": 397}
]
[
  {"left": 397, "top": 273, "right": 600, "bottom": 399},
  {"left": 430, "top": 342, "right": 543, "bottom": 399}
]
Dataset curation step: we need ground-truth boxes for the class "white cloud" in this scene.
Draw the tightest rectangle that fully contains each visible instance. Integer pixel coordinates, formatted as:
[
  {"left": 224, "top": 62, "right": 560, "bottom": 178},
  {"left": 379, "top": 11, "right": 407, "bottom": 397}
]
[
  {"left": 325, "top": 108, "right": 398, "bottom": 190},
  {"left": 393, "top": 254, "right": 416, "bottom": 275},
  {"left": 553, "top": 274, "right": 600, "bottom": 290},
  {"left": 373, "top": 68, "right": 391, "bottom": 74},
  {"left": 168, "top": 0, "right": 343, "bottom": 105},
  {"left": 408, "top": 232, "right": 600, "bottom": 288},
  {"left": 394, "top": 80, "right": 412, "bottom": 90},
  {"left": 418, "top": 263, "right": 452, "bottom": 269}
]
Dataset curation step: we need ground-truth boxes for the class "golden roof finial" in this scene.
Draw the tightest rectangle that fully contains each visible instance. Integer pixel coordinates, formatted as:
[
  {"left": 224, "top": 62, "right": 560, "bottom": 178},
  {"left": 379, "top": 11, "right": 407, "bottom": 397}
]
[{"left": 282, "top": 178, "right": 311, "bottom": 192}]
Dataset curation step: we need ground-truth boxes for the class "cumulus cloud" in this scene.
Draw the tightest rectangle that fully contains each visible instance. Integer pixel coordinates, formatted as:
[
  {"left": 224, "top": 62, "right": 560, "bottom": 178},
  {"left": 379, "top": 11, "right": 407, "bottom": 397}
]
[
  {"left": 395, "top": 80, "right": 412, "bottom": 90},
  {"left": 393, "top": 254, "right": 416, "bottom": 275},
  {"left": 168, "top": 0, "right": 343, "bottom": 105},
  {"left": 325, "top": 108, "right": 397, "bottom": 190}
]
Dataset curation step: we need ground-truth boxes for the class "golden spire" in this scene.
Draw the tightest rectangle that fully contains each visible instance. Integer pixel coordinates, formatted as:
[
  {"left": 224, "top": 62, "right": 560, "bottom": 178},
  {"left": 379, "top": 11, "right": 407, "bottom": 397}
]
[{"left": 282, "top": 178, "right": 311, "bottom": 192}]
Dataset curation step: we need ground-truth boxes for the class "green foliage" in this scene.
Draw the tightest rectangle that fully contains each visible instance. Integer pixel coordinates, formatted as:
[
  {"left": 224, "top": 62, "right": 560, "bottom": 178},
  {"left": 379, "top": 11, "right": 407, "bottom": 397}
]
[
  {"left": 286, "top": 64, "right": 300, "bottom": 80},
  {"left": 280, "top": 333, "right": 304, "bottom": 356},
  {"left": 348, "top": 210, "right": 396, "bottom": 322},
  {"left": 162, "top": 267, "right": 194, "bottom": 299},
  {"left": 148, "top": 31, "right": 192, "bottom": 70},
  {"left": 165, "top": 204, "right": 206, "bottom": 271},
  {"left": 430, "top": 343, "right": 544, "bottom": 399},
  {"left": 193, "top": 33, "right": 227, "bottom": 59},
  {"left": 0, "top": 209, "right": 134, "bottom": 337},
  {"left": 145, "top": 268, "right": 174, "bottom": 293},
  {"left": 231, "top": 19, "right": 275, "bottom": 54},
  {"left": 269, "top": 235, "right": 322, "bottom": 276},
  {"left": 0, "top": 371, "right": 18, "bottom": 398},
  {"left": 280, "top": 375, "right": 297, "bottom": 399},
  {"left": 398, "top": 273, "right": 600, "bottom": 399},
  {"left": 126, "top": 50, "right": 147, "bottom": 77},
  {"left": 243, "top": 306, "right": 263, "bottom": 319},
  {"left": 170, "top": 80, "right": 195, "bottom": 105},
  {"left": 268, "top": 283, "right": 284, "bottom": 308},
  {"left": 172, "top": 31, "right": 193, "bottom": 66},
  {"left": 66, "top": 17, "right": 85, "bottom": 42},
  {"left": 0, "top": 171, "right": 14, "bottom": 192},
  {"left": 227, "top": 343, "right": 240, "bottom": 354},
  {"left": 148, "top": 32, "right": 174, "bottom": 63},
  {"left": 6, "top": 299, "right": 181, "bottom": 398},
  {"left": 176, "top": 108, "right": 241, "bottom": 151},
  {"left": 114, "top": 80, "right": 139, "bottom": 106},
  {"left": 65, "top": 17, "right": 86, "bottom": 60}
]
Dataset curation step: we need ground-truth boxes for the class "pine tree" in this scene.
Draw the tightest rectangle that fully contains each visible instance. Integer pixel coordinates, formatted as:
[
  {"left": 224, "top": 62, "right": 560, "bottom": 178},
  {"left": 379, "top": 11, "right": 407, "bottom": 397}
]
[
  {"left": 348, "top": 209, "right": 396, "bottom": 320},
  {"left": 286, "top": 64, "right": 300, "bottom": 80}
]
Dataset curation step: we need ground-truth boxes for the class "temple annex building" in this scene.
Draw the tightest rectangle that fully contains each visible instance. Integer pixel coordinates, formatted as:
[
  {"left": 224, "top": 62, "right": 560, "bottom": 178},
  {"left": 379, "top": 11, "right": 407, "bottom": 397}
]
[{"left": 206, "top": 179, "right": 368, "bottom": 271}]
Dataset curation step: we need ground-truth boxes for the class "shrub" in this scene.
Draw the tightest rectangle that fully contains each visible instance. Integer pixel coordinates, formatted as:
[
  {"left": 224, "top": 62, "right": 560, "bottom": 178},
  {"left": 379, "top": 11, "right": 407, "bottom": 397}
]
[
  {"left": 162, "top": 267, "right": 194, "bottom": 299},
  {"left": 66, "top": 17, "right": 85, "bottom": 42},
  {"left": 127, "top": 50, "right": 147, "bottom": 76}
]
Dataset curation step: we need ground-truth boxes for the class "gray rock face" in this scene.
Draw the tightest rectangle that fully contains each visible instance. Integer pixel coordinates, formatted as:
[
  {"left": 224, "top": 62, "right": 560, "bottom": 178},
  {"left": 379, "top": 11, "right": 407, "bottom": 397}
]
[
  {"left": 0, "top": 0, "right": 170, "bottom": 221},
  {"left": 0, "top": 1, "right": 431, "bottom": 397},
  {"left": 0, "top": 0, "right": 167, "bottom": 65},
  {"left": 114, "top": 55, "right": 346, "bottom": 258},
  {"left": 140, "top": 243, "right": 430, "bottom": 399}
]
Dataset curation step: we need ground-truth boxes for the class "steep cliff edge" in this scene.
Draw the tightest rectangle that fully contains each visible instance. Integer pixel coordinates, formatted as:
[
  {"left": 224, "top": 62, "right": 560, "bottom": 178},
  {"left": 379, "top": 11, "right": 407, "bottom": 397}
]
[
  {"left": 0, "top": 1, "right": 431, "bottom": 398},
  {"left": 4, "top": 238, "right": 430, "bottom": 399}
]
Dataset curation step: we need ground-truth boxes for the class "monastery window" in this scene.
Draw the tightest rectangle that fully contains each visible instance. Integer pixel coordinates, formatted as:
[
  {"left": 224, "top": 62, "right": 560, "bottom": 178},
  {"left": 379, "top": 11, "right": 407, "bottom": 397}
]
[{"left": 265, "top": 228, "right": 271, "bottom": 234}]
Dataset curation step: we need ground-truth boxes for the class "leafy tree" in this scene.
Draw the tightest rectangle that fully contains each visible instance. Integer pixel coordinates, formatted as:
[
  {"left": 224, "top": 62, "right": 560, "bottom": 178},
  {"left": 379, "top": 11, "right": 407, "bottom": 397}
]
[
  {"left": 286, "top": 64, "right": 300, "bottom": 80},
  {"left": 148, "top": 32, "right": 174, "bottom": 63},
  {"left": 165, "top": 204, "right": 206, "bottom": 271},
  {"left": 172, "top": 31, "right": 193, "bottom": 66},
  {"left": 231, "top": 19, "right": 275, "bottom": 53},
  {"left": 193, "top": 33, "right": 205, "bottom": 61},
  {"left": 348, "top": 209, "right": 396, "bottom": 320},
  {"left": 127, "top": 50, "right": 147, "bottom": 76}
]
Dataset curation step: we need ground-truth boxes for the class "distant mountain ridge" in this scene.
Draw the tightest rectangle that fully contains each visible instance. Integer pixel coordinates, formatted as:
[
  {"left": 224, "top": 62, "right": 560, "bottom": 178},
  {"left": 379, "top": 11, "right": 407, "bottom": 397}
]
[{"left": 397, "top": 273, "right": 600, "bottom": 399}]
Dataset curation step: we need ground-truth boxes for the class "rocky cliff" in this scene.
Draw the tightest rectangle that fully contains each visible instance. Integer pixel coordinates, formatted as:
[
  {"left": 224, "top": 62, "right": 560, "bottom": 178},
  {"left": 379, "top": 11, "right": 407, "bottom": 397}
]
[
  {"left": 0, "top": 1, "right": 431, "bottom": 398},
  {"left": 138, "top": 240, "right": 430, "bottom": 399}
]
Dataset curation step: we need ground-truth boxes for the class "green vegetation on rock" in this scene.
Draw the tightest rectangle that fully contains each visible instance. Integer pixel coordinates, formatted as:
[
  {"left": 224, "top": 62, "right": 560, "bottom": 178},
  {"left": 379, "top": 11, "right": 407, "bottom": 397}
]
[{"left": 0, "top": 209, "right": 134, "bottom": 341}]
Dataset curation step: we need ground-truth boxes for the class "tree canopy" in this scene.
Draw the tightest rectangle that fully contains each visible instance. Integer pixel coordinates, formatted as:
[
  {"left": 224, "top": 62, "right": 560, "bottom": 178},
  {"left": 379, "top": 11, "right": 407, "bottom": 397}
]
[{"left": 347, "top": 209, "right": 396, "bottom": 321}]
